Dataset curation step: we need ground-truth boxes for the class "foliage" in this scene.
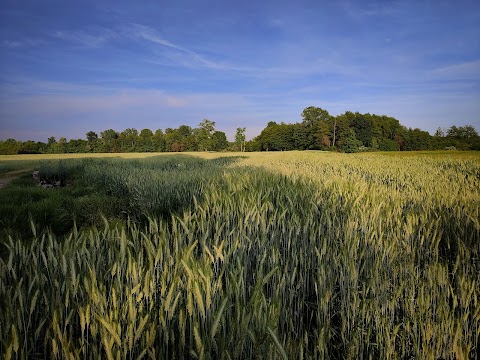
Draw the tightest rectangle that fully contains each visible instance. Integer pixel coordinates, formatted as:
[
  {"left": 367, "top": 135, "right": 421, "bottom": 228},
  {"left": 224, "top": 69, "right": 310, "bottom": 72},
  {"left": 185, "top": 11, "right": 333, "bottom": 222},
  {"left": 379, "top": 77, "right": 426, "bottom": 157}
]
[
  {"left": 1, "top": 107, "right": 478, "bottom": 154},
  {"left": 235, "top": 127, "right": 246, "bottom": 152},
  {"left": 250, "top": 107, "right": 479, "bottom": 153},
  {"left": 342, "top": 129, "right": 363, "bottom": 153}
]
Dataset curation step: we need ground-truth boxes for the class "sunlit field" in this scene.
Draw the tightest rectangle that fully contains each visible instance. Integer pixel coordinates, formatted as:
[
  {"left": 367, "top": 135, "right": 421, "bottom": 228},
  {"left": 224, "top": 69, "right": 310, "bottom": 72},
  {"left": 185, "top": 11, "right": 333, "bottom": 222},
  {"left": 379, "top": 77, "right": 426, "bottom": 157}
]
[{"left": 1, "top": 151, "right": 479, "bottom": 359}]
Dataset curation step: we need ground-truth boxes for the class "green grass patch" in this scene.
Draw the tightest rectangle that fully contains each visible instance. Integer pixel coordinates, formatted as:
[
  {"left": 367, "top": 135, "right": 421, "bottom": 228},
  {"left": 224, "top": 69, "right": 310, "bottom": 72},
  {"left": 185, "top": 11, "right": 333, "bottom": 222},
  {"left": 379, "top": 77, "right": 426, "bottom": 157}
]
[{"left": 0, "top": 155, "right": 244, "bottom": 245}]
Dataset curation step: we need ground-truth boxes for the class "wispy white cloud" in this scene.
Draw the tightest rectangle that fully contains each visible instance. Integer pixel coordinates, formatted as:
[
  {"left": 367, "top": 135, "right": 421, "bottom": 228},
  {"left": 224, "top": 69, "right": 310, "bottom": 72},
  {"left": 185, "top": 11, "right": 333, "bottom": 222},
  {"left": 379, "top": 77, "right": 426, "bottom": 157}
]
[
  {"left": 429, "top": 60, "right": 480, "bottom": 80},
  {"left": 340, "top": 1, "right": 403, "bottom": 19},
  {"left": 0, "top": 80, "right": 250, "bottom": 115},
  {"left": 2, "top": 40, "right": 22, "bottom": 48},
  {"left": 53, "top": 28, "right": 116, "bottom": 47},
  {"left": 127, "top": 24, "right": 256, "bottom": 72},
  {"left": 1, "top": 38, "right": 46, "bottom": 48},
  {"left": 129, "top": 24, "right": 184, "bottom": 51}
]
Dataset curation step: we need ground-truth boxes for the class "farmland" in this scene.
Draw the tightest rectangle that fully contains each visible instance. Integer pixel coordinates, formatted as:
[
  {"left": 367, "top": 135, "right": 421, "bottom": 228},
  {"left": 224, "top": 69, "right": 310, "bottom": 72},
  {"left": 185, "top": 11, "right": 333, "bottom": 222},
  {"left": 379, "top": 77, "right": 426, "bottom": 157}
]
[{"left": 0, "top": 151, "right": 479, "bottom": 359}]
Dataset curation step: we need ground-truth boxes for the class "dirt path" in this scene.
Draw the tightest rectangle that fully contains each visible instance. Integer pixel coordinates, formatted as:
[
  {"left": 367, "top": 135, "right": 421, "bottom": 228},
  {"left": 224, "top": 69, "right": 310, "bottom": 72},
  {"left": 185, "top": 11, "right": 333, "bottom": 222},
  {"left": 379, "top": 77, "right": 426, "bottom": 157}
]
[{"left": 0, "top": 169, "right": 32, "bottom": 189}]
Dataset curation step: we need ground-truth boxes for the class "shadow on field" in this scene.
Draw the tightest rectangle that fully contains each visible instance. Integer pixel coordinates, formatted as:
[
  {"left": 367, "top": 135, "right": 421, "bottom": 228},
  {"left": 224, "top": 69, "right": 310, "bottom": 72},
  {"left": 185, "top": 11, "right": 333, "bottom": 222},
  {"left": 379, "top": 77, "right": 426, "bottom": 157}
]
[{"left": 0, "top": 155, "right": 246, "bottom": 247}]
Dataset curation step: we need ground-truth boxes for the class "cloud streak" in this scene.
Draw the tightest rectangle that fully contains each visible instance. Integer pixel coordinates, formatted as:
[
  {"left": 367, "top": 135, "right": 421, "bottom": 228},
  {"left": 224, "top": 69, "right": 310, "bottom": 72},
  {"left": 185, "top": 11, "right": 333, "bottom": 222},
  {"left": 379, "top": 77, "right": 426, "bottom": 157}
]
[
  {"left": 53, "top": 28, "right": 116, "bottom": 48},
  {"left": 429, "top": 60, "right": 480, "bottom": 81},
  {"left": 129, "top": 24, "right": 250, "bottom": 71}
]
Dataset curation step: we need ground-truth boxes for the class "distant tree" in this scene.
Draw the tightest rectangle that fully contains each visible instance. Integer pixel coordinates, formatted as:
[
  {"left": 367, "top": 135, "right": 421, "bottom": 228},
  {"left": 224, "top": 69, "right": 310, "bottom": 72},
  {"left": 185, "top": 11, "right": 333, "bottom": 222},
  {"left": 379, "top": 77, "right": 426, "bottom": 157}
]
[
  {"left": 447, "top": 125, "right": 478, "bottom": 139},
  {"left": 86, "top": 131, "right": 98, "bottom": 152},
  {"left": 164, "top": 128, "right": 182, "bottom": 152},
  {"left": 293, "top": 123, "right": 312, "bottom": 150},
  {"left": 177, "top": 125, "right": 197, "bottom": 151},
  {"left": 177, "top": 125, "right": 192, "bottom": 138},
  {"left": 67, "top": 139, "right": 87, "bottom": 153},
  {"left": 100, "top": 129, "right": 119, "bottom": 152},
  {"left": 245, "top": 138, "right": 261, "bottom": 151},
  {"left": 350, "top": 113, "right": 373, "bottom": 147},
  {"left": 378, "top": 139, "right": 398, "bottom": 151},
  {"left": 18, "top": 140, "right": 45, "bottom": 154},
  {"left": 462, "top": 125, "right": 479, "bottom": 139},
  {"left": 235, "top": 127, "right": 246, "bottom": 152},
  {"left": 301, "top": 106, "right": 331, "bottom": 126},
  {"left": 139, "top": 128, "right": 154, "bottom": 138},
  {"left": 57, "top": 137, "right": 67, "bottom": 153},
  {"left": 315, "top": 120, "right": 332, "bottom": 148},
  {"left": 153, "top": 129, "right": 166, "bottom": 152},
  {"left": 394, "top": 133, "right": 406, "bottom": 151},
  {"left": 199, "top": 119, "right": 216, "bottom": 134},
  {"left": 211, "top": 131, "right": 229, "bottom": 151},
  {"left": 331, "top": 114, "right": 351, "bottom": 148},
  {"left": 434, "top": 127, "right": 445, "bottom": 137},
  {"left": 257, "top": 122, "right": 295, "bottom": 151},
  {"left": 180, "top": 126, "right": 200, "bottom": 151},
  {"left": 300, "top": 107, "right": 331, "bottom": 148},
  {"left": 86, "top": 131, "right": 98, "bottom": 143},
  {"left": 197, "top": 119, "right": 216, "bottom": 151},
  {"left": 342, "top": 129, "right": 362, "bottom": 153},
  {"left": 405, "top": 128, "right": 431, "bottom": 150},
  {"left": 443, "top": 125, "right": 480, "bottom": 149},
  {"left": 48, "top": 136, "right": 57, "bottom": 146},
  {"left": 139, "top": 128, "right": 154, "bottom": 152},
  {"left": 0, "top": 139, "right": 21, "bottom": 154},
  {"left": 120, "top": 128, "right": 139, "bottom": 150},
  {"left": 47, "top": 136, "right": 57, "bottom": 153},
  {"left": 332, "top": 118, "right": 337, "bottom": 147}
]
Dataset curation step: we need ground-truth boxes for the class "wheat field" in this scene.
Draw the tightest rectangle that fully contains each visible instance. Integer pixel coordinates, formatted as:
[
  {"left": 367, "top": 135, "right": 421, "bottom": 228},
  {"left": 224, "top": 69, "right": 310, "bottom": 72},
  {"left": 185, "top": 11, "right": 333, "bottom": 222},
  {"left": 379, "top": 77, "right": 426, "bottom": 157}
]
[{"left": 0, "top": 151, "right": 479, "bottom": 359}]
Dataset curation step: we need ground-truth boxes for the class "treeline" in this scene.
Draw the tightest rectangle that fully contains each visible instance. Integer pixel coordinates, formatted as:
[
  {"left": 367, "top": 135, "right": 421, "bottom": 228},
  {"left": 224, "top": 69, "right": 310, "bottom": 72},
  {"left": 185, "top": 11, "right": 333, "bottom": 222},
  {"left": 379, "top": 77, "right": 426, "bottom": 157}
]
[
  {"left": 0, "top": 119, "right": 242, "bottom": 155},
  {"left": 1, "top": 107, "right": 479, "bottom": 154},
  {"left": 249, "top": 107, "right": 480, "bottom": 152}
]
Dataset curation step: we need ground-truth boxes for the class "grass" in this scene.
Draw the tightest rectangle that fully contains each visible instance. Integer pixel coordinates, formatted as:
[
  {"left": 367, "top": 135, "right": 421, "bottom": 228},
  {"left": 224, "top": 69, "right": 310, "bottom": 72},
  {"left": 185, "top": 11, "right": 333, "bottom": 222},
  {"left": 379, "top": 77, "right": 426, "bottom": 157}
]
[
  {"left": 0, "top": 151, "right": 479, "bottom": 359},
  {"left": 369, "top": 150, "right": 480, "bottom": 159},
  {"left": 0, "top": 155, "right": 243, "bottom": 242}
]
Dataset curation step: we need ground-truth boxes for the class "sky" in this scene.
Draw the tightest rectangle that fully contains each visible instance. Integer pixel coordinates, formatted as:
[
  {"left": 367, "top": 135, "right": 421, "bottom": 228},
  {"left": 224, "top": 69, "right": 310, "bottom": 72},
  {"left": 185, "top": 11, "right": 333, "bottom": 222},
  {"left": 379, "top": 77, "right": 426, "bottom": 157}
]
[{"left": 0, "top": 0, "right": 479, "bottom": 142}]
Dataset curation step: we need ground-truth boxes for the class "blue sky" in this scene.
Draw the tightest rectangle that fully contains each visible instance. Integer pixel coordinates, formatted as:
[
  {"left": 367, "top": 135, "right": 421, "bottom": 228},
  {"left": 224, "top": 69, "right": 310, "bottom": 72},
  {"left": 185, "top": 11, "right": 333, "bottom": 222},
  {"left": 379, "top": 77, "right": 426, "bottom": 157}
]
[{"left": 1, "top": 0, "right": 479, "bottom": 142}]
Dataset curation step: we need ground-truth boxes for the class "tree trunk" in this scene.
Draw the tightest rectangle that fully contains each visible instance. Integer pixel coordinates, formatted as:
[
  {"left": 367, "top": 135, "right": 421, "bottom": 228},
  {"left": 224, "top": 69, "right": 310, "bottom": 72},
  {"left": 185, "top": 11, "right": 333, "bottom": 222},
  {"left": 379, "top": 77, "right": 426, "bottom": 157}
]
[{"left": 332, "top": 119, "right": 337, "bottom": 147}]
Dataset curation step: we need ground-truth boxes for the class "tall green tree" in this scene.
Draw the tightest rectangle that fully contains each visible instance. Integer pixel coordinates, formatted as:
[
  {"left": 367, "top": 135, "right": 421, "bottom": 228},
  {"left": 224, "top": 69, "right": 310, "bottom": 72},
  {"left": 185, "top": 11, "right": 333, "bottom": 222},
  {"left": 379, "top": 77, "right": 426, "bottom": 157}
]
[
  {"left": 153, "top": 129, "right": 166, "bottom": 152},
  {"left": 342, "top": 128, "right": 362, "bottom": 153},
  {"left": 197, "top": 119, "right": 216, "bottom": 151},
  {"left": 331, "top": 114, "right": 351, "bottom": 148},
  {"left": 404, "top": 128, "right": 431, "bottom": 150},
  {"left": 350, "top": 112, "right": 372, "bottom": 147},
  {"left": 120, "top": 128, "right": 139, "bottom": 151},
  {"left": 100, "top": 129, "right": 119, "bottom": 152},
  {"left": 301, "top": 106, "right": 331, "bottom": 126},
  {"left": 211, "top": 131, "right": 229, "bottom": 151},
  {"left": 66, "top": 139, "right": 87, "bottom": 153},
  {"left": 56, "top": 137, "right": 67, "bottom": 153},
  {"left": 164, "top": 128, "right": 181, "bottom": 152},
  {"left": 315, "top": 120, "right": 332, "bottom": 148},
  {"left": 293, "top": 123, "right": 312, "bottom": 150},
  {"left": 47, "top": 136, "right": 57, "bottom": 153},
  {"left": 86, "top": 131, "right": 98, "bottom": 152},
  {"left": 257, "top": 122, "right": 295, "bottom": 151},
  {"left": 18, "top": 140, "right": 46, "bottom": 154},
  {"left": 235, "top": 127, "right": 246, "bottom": 152},
  {"left": 301, "top": 107, "right": 331, "bottom": 148},
  {"left": 0, "top": 139, "right": 21, "bottom": 154},
  {"left": 138, "top": 128, "right": 154, "bottom": 152}
]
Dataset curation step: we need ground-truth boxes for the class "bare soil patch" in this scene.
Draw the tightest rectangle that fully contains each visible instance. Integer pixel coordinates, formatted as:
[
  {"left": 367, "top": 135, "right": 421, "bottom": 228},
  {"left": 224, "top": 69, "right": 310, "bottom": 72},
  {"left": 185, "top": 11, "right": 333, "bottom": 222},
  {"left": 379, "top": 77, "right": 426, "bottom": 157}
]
[{"left": 0, "top": 169, "right": 32, "bottom": 189}]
